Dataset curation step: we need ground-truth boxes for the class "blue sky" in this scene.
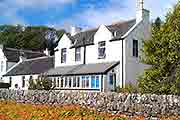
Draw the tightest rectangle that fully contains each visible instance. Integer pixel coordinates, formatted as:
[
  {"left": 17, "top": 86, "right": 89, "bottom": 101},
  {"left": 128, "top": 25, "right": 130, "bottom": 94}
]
[{"left": 0, "top": 0, "right": 178, "bottom": 30}]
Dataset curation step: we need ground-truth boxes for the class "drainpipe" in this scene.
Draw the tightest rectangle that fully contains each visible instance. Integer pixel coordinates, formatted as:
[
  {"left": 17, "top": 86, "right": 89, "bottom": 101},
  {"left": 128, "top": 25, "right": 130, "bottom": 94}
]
[
  {"left": 122, "top": 39, "right": 124, "bottom": 88},
  {"left": 83, "top": 38, "right": 86, "bottom": 64},
  {"left": 83, "top": 46, "right": 86, "bottom": 64}
]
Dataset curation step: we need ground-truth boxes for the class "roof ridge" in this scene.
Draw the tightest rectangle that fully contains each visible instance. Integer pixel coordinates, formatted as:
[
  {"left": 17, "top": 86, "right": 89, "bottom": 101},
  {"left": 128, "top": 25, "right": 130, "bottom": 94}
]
[
  {"left": 23, "top": 56, "right": 53, "bottom": 62},
  {"left": 5, "top": 47, "right": 44, "bottom": 54},
  {"left": 71, "top": 18, "right": 136, "bottom": 36},
  {"left": 108, "top": 19, "right": 136, "bottom": 26}
]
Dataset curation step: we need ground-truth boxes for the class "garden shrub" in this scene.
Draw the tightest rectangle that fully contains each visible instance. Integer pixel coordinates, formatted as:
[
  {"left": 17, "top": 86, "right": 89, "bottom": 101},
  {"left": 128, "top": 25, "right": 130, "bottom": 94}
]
[
  {"left": 29, "top": 76, "right": 53, "bottom": 90},
  {"left": 0, "top": 82, "right": 10, "bottom": 89},
  {"left": 115, "top": 83, "right": 139, "bottom": 93}
]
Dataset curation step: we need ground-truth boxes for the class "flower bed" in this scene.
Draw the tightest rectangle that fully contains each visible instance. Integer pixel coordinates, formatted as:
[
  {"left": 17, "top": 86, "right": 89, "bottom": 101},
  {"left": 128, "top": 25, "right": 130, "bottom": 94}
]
[{"left": 0, "top": 101, "right": 178, "bottom": 120}]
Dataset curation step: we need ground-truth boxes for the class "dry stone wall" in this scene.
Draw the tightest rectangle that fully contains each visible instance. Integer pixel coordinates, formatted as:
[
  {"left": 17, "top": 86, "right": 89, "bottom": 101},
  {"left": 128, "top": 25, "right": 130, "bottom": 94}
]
[{"left": 0, "top": 89, "right": 180, "bottom": 117}]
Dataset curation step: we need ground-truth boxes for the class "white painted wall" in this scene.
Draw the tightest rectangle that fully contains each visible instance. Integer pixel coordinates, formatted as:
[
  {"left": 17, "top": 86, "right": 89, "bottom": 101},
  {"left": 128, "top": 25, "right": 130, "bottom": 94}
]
[
  {"left": 0, "top": 48, "right": 17, "bottom": 80},
  {"left": 55, "top": 9, "right": 151, "bottom": 89},
  {"left": 3, "top": 75, "right": 38, "bottom": 90},
  {"left": 124, "top": 17, "right": 151, "bottom": 86},
  {"left": 55, "top": 34, "right": 84, "bottom": 67}
]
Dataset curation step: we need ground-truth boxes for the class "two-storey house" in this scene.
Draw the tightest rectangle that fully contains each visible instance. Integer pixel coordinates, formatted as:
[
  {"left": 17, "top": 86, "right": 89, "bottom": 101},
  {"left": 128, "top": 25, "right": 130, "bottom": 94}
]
[{"left": 46, "top": 0, "right": 151, "bottom": 92}]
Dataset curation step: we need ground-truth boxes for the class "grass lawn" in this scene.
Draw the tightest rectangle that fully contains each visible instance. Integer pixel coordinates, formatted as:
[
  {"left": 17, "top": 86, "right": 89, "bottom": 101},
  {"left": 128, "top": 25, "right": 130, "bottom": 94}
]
[{"left": 0, "top": 101, "right": 178, "bottom": 120}]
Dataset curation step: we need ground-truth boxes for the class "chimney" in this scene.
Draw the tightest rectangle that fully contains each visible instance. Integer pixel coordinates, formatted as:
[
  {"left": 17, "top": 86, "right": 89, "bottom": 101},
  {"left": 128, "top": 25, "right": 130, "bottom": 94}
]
[
  {"left": 71, "top": 26, "right": 82, "bottom": 36},
  {"left": 136, "top": 0, "right": 150, "bottom": 23}
]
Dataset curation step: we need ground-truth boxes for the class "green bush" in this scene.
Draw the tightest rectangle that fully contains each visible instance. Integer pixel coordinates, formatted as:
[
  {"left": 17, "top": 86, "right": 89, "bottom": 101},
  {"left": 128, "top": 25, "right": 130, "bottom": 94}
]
[
  {"left": 115, "top": 83, "right": 139, "bottom": 93},
  {"left": 29, "top": 76, "right": 52, "bottom": 90},
  {"left": 0, "top": 82, "right": 10, "bottom": 89}
]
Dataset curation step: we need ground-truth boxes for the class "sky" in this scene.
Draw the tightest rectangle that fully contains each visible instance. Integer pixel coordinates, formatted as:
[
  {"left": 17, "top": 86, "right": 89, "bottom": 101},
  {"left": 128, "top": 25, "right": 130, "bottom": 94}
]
[{"left": 0, "top": 0, "right": 178, "bottom": 30}]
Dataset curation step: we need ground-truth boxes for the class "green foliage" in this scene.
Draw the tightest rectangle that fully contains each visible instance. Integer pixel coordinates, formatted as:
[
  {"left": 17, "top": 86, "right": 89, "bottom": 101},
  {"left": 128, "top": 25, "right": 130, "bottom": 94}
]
[
  {"left": 0, "top": 25, "right": 65, "bottom": 54},
  {"left": 0, "top": 82, "right": 10, "bottom": 88},
  {"left": 139, "top": 2, "right": 180, "bottom": 95},
  {"left": 115, "top": 84, "right": 139, "bottom": 93},
  {"left": 29, "top": 76, "right": 52, "bottom": 90}
]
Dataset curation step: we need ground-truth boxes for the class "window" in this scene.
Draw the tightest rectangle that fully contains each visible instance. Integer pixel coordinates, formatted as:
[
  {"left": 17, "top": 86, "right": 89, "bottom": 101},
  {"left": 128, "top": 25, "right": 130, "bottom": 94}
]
[
  {"left": 69, "top": 77, "right": 72, "bottom": 88},
  {"left": 1, "top": 61, "right": 3, "bottom": 72},
  {"left": 96, "top": 76, "right": 100, "bottom": 88},
  {"left": 91, "top": 76, "right": 100, "bottom": 88},
  {"left": 61, "top": 48, "right": 67, "bottom": 63},
  {"left": 133, "top": 39, "right": 138, "bottom": 57},
  {"left": 82, "top": 76, "right": 89, "bottom": 88},
  {"left": 109, "top": 73, "right": 116, "bottom": 86},
  {"left": 65, "top": 77, "right": 68, "bottom": 87},
  {"left": 82, "top": 76, "right": 86, "bottom": 88},
  {"left": 22, "top": 76, "right": 25, "bottom": 88},
  {"left": 61, "top": 77, "right": 64, "bottom": 88},
  {"left": 77, "top": 77, "right": 80, "bottom": 87},
  {"left": 91, "top": 76, "right": 96, "bottom": 88},
  {"left": 98, "top": 41, "right": 106, "bottom": 59},
  {"left": 73, "top": 77, "right": 76, "bottom": 87},
  {"left": 75, "top": 47, "right": 81, "bottom": 61},
  {"left": 109, "top": 74, "right": 114, "bottom": 85},
  {"left": 9, "top": 77, "right": 12, "bottom": 87},
  {"left": 85, "top": 76, "right": 89, "bottom": 88},
  {"left": 53, "top": 78, "right": 56, "bottom": 87},
  {"left": 57, "top": 78, "right": 60, "bottom": 87}
]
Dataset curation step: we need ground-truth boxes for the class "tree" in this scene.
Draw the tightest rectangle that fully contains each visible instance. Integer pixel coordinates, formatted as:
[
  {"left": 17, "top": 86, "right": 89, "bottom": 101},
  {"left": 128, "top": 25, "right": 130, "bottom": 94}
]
[
  {"left": 152, "top": 17, "right": 162, "bottom": 31},
  {"left": 138, "top": 2, "right": 180, "bottom": 95},
  {"left": 0, "top": 25, "right": 65, "bottom": 54},
  {"left": 29, "top": 76, "right": 53, "bottom": 90}
]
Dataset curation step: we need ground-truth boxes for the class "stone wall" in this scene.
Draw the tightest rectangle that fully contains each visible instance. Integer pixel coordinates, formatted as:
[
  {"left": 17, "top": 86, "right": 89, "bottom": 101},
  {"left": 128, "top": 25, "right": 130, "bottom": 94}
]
[{"left": 0, "top": 89, "right": 180, "bottom": 117}]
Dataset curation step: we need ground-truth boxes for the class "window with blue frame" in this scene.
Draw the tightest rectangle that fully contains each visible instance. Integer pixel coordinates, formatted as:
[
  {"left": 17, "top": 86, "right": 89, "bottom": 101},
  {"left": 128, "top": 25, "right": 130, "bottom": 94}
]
[
  {"left": 91, "top": 76, "right": 100, "bottom": 88},
  {"left": 109, "top": 74, "right": 113, "bottom": 85},
  {"left": 96, "top": 76, "right": 100, "bottom": 88},
  {"left": 91, "top": 76, "right": 96, "bottom": 88}
]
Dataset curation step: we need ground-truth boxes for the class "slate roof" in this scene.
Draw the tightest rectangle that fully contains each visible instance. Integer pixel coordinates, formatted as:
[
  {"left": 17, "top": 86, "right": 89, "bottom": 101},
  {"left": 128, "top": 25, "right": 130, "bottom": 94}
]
[
  {"left": 70, "top": 19, "right": 136, "bottom": 48},
  {"left": 4, "top": 56, "right": 54, "bottom": 76},
  {"left": 46, "top": 61, "right": 120, "bottom": 76},
  {"left": 3, "top": 47, "right": 46, "bottom": 62}
]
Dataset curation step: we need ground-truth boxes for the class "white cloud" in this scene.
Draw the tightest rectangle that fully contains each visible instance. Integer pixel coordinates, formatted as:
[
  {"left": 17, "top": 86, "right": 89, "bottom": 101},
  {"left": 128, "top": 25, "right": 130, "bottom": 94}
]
[
  {"left": 0, "top": 0, "right": 77, "bottom": 25},
  {"left": 0, "top": 2, "right": 26, "bottom": 25},
  {"left": 13, "top": 0, "right": 76, "bottom": 8},
  {"left": 62, "top": 0, "right": 178, "bottom": 29}
]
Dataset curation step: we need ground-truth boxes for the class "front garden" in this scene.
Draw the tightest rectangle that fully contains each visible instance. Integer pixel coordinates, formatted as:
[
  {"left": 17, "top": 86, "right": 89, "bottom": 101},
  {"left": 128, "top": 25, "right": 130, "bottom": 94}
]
[{"left": 0, "top": 101, "right": 178, "bottom": 120}]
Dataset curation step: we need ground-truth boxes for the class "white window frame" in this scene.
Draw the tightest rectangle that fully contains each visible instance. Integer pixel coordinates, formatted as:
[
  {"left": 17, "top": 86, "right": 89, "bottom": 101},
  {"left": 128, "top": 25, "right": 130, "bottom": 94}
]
[
  {"left": 75, "top": 47, "right": 81, "bottom": 62},
  {"left": 98, "top": 41, "right": 106, "bottom": 59},
  {"left": 61, "top": 48, "right": 67, "bottom": 63},
  {"left": 133, "top": 39, "right": 138, "bottom": 57}
]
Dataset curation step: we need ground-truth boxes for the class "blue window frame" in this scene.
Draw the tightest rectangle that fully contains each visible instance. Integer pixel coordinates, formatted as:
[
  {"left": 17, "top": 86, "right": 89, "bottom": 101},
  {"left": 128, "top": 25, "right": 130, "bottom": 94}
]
[
  {"left": 91, "top": 76, "right": 96, "bottom": 88},
  {"left": 109, "top": 74, "right": 113, "bottom": 85},
  {"left": 96, "top": 76, "right": 100, "bottom": 88},
  {"left": 91, "top": 76, "right": 100, "bottom": 88}
]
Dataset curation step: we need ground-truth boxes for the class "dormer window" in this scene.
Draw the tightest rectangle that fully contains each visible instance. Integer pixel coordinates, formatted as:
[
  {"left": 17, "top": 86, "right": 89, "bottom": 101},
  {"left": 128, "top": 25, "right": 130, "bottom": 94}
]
[
  {"left": 113, "top": 31, "right": 117, "bottom": 37},
  {"left": 98, "top": 41, "right": 106, "bottom": 59},
  {"left": 75, "top": 47, "right": 81, "bottom": 61},
  {"left": 61, "top": 48, "right": 67, "bottom": 63}
]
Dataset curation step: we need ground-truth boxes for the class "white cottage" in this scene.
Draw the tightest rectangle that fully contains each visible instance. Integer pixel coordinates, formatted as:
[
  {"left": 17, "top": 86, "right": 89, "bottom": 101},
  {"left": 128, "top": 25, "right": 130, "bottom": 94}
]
[
  {"left": 46, "top": 0, "right": 151, "bottom": 92},
  {"left": 0, "top": 45, "right": 46, "bottom": 80},
  {"left": 3, "top": 56, "right": 54, "bottom": 90}
]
